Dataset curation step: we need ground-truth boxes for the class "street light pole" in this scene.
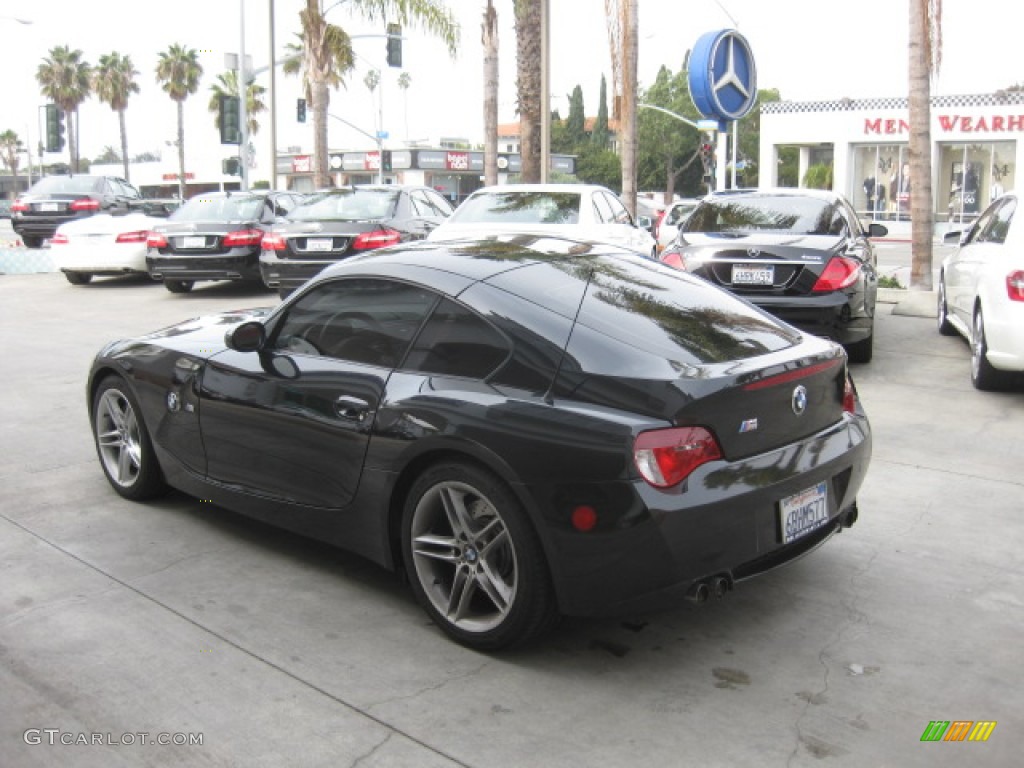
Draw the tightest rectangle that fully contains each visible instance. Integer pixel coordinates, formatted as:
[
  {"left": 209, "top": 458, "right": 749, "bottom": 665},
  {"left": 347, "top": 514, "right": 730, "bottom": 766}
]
[
  {"left": 239, "top": 0, "right": 250, "bottom": 191},
  {"left": 269, "top": 0, "right": 278, "bottom": 189}
]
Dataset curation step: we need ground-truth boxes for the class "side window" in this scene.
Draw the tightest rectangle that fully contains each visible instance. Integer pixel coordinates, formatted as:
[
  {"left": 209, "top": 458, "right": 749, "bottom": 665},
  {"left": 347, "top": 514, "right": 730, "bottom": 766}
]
[
  {"left": 969, "top": 203, "right": 1000, "bottom": 244},
  {"left": 983, "top": 198, "right": 1016, "bottom": 245},
  {"left": 591, "top": 192, "right": 614, "bottom": 224},
  {"left": 424, "top": 189, "right": 455, "bottom": 217},
  {"left": 404, "top": 299, "right": 510, "bottom": 379},
  {"left": 271, "top": 279, "right": 438, "bottom": 367},
  {"left": 409, "top": 191, "right": 431, "bottom": 218},
  {"left": 120, "top": 180, "right": 141, "bottom": 199},
  {"left": 603, "top": 192, "right": 632, "bottom": 225}
]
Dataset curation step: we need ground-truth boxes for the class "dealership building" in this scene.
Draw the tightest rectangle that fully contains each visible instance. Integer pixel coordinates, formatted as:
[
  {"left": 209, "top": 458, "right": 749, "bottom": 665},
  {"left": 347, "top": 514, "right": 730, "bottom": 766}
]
[{"left": 759, "top": 91, "right": 1024, "bottom": 235}]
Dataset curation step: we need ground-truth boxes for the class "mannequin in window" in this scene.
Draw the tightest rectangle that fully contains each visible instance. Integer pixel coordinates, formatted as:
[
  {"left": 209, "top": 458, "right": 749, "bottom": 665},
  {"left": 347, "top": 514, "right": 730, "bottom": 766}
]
[
  {"left": 897, "top": 162, "right": 911, "bottom": 220},
  {"left": 862, "top": 176, "right": 876, "bottom": 215},
  {"left": 963, "top": 163, "right": 980, "bottom": 213}
]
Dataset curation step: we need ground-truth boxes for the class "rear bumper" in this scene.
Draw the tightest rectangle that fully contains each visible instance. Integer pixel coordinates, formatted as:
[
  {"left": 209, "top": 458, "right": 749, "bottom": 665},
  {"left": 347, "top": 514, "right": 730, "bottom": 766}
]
[
  {"left": 148, "top": 251, "right": 262, "bottom": 282},
  {"left": 258, "top": 253, "right": 332, "bottom": 290},
  {"left": 982, "top": 300, "right": 1024, "bottom": 372},
  {"left": 749, "top": 289, "right": 875, "bottom": 345},
  {"left": 527, "top": 411, "right": 872, "bottom": 617}
]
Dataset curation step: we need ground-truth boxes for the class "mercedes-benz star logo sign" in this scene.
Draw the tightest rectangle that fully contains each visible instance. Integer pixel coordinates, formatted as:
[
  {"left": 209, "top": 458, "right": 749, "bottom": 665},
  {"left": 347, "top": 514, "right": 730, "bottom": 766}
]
[
  {"left": 791, "top": 385, "right": 808, "bottom": 417},
  {"left": 688, "top": 29, "right": 758, "bottom": 123},
  {"left": 713, "top": 34, "right": 751, "bottom": 102}
]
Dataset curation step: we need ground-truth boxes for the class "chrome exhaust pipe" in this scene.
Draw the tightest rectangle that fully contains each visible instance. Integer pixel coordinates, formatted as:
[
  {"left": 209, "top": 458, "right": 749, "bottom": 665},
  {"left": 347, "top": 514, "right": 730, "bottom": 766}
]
[
  {"left": 686, "top": 582, "right": 710, "bottom": 604},
  {"left": 711, "top": 576, "right": 729, "bottom": 598}
]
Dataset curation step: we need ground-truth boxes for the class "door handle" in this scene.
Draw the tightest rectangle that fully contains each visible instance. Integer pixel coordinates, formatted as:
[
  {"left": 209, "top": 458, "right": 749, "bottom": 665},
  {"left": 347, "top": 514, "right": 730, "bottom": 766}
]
[{"left": 334, "top": 395, "right": 370, "bottom": 421}]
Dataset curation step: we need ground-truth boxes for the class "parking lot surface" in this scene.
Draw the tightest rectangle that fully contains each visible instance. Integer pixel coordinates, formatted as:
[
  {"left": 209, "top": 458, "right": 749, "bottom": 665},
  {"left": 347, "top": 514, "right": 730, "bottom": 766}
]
[{"left": 1, "top": 271, "right": 1021, "bottom": 767}]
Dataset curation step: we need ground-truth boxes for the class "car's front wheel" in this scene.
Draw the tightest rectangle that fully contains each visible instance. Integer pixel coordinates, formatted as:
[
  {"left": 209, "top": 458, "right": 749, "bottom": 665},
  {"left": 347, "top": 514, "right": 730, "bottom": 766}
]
[
  {"left": 64, "top": 271, "right": 93, "bottom": 285},
  {"left": 164, "top": 279, "right": 194, "bottom": 294},
  {"left": 937, "top": 276, "right": 956, "bottom": 336},
  {"left": 92, "top": 376, "right": 168, "bottom": 500},
  {"left": 402, "top": 463, "right": 558, "bottom": 650},
  {"left": 971, "top": 307, "right": 1009, "bottom": 391}
]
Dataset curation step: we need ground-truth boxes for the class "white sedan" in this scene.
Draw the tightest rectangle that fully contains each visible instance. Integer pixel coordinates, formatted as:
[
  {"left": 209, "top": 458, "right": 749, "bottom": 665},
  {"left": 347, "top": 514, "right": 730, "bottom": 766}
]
[
  {"left": 938, "top": 191, "right": 1023, "bottom": 389},
  {"left": 50, "top": 212, "right": 164, "bottom": 285},
  {"left": 656, "top": 198, "right": 700, "bottom": 252},
  {"left": 427, "top": 184, "right": 657, "bottom": 257}
]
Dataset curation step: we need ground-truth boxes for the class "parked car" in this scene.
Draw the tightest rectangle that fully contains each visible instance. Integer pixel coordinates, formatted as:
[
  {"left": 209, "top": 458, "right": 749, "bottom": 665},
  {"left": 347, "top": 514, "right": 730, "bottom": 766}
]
[
  {"left": 661, "top": 189, "right": 887, "bottom": 363},
  {"left": 938, "top": 191, "right": 1023, "bottom": 390},
  {"left": 50, "top": 212, "right": 169, "bottom": 285},
  {"left": 87, "top": 234, "right": 871, "bottom": 650},
  {"left": 656, "top": 198, "right": 700, "bottom": 252},
  {"left": 11, "top": 174, "right": 144, "bottom": 248},
  {"left": 146, "top": 190, "right": 304, "bottom": 293},
  {"left": 427, "top": 184, "right": 657, "bottom": 258},
  {"left": 260, "top": 185, "right": 454, "bottom": 298}
]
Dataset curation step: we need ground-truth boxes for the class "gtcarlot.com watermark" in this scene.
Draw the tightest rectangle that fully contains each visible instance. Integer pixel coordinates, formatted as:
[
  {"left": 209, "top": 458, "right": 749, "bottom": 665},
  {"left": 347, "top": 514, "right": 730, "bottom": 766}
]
[{"left": 24, "top": 729, "right": 203, "bottom": 747}]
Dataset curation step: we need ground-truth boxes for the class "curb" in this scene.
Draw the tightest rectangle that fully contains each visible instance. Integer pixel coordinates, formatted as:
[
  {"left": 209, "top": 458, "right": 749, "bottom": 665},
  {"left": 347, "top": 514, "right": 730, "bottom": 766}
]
[{"left": 878, "top": 287, "right": 937, "bottom": 318}]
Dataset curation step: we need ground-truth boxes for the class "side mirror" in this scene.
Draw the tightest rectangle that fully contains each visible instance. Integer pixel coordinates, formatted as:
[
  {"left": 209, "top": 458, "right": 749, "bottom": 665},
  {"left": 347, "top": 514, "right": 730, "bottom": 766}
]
[
  {"left": 943, "top": 230, "right": 964, "bottom": 245},
  {"left": 868, "top": 223, "right": 888, "bottom": 238},
  {"left": 637, "top": 215, "right": 653, "bottom": 230},
  {"left": 225, "top": 321, "right": 266, "bottom": 352}
]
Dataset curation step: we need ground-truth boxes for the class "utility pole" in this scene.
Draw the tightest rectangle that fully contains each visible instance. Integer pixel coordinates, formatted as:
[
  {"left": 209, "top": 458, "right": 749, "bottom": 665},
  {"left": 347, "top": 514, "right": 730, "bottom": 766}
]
[{"left": 239, "top": 0, "right": 249, "bottom": 190}]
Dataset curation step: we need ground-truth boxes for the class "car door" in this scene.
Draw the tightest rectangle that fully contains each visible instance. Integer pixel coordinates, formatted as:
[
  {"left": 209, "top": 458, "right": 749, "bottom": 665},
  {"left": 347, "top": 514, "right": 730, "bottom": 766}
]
[
  {"left": 198, "top": 277, "right": 438, "bottom": 509},
  {"left": 600, "top": 191, "right": 650, "bottom": 253},
  {"left": 947, "top": 200, "right": 1004, "bottom": 326}
]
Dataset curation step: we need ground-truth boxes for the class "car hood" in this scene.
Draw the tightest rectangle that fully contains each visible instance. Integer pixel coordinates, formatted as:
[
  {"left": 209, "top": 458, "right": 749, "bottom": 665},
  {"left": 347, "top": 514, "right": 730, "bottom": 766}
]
[{"left": 99, "top": 308, "right": 273, "bottom": 361}]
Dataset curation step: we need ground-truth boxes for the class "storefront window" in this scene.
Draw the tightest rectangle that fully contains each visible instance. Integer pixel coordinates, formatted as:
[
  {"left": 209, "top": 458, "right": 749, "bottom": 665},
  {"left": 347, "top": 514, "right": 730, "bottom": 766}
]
[
  {"left": 938, "top": 142, "right": 1016, "bottom": 225},
  {"left": 851, "top": 144, "right": 908, "bottom": 220}
]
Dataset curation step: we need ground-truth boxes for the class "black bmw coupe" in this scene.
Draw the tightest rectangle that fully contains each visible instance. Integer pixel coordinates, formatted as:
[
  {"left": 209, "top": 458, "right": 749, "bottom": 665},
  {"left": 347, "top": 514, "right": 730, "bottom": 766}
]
[{"left": 87, "top": 234, "right": 871, "bottom": 650}]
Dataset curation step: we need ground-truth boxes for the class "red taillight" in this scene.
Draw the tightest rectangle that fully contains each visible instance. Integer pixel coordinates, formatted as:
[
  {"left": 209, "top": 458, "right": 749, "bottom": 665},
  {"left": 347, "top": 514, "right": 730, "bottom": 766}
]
[
  {"left": 223, "top": 229, "right": 264, "bottom": 247},
  {"left": 843, "top": 372, "right": 857, "bottom": 414},
  {"left": 11, "top": 200, "right": 28, "bottom": 212},
  {"left": 353, "top": 229, "right": 401, "bottom": 250},
  {"left": 146, "top": 232, "right": 168, "bottom": 248},
  {"left": 634, "top": 426, "right": 722, "bottom": 489},
  {"left": 661, "top": 250, "right": 686, "bottom": 271},
  {"left": 812, "top": 257, "right": 861, "bottom": 292},
  {"left": 115, "top": 230, "right": 149, "bottom": 244},
  {"left": 1006, "top": 270, "right": 1024, "bottom": 302},
  {"left": 50, "top": 233, "right": 69, "bottom": 245},
  {"left": 571, "top": 505, "right": 598, "bottom": 533},
  {"left": 261, "top": 233, "right": 288, "bottom": 251},
  {"left": 70, "top": 198, "right": 101, "bottom": 211}
]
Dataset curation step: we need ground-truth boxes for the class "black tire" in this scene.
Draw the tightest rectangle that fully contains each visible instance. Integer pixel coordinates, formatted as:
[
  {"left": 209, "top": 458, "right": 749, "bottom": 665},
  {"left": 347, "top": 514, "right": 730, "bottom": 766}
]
[
  {"left": 165, "top": 279, "right": 194, "bottom": 294},
  {"left": 91, "top": 376, "right": 168, "bottom": 500},
  {"left": 937, "top": 276, "right": 956, "bottom": 336},
  {"left": 64, "top": 271, "right": 93, "bottom": 285},
  {"left": 845, "top": 330, "right": 874, "bottom": 364},
  {"left": 401, "top": 462, "right": 558, "bottom": 650},
  {"left": 971, "top": 307, "right": 1009, "bottom": 391},
  {"left": 22, "top": 235, "right": 44, "bottom": 249}
]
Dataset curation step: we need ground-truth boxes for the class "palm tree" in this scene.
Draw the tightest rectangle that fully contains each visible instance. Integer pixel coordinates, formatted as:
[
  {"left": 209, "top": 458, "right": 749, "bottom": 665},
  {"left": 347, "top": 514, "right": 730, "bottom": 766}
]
[
  {"left": 397, "top": 70, "right": 412, "bottom": 141},
  {"left": 93, "top": 52, "right": 140, "bottom": 181},
  {"left": 155, "top": 44, "right": 203, "bottom": 200},
  {"left": 36, "top": 45, "right": 91, "bottom": 173},
  {"left": 604, "top": 0, "right": 638, "bottom": 216},
  {"left": 482, "top": 1, "right": 498, "bottom": 186},
  {"left": 908, "top": 0, "right": 942, "bottom": 290},
  {"left": 514, "top": 0, "right": 541, "bottom": 183},
  {"left": 287, "top": 0, "right": 459, "bottom": 189},
  {"left": 0, "top": 130, "right": 24, "bottom": 194},
  {"left": 207, "top": 70, "right": 267, "bottom": 137}
]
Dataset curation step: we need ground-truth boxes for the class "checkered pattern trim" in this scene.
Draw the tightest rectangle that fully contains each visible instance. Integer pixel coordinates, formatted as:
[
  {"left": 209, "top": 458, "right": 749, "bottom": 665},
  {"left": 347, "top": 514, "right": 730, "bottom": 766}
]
[{"left": 762, "top": 92, "right": 1024, "bottom": 114}]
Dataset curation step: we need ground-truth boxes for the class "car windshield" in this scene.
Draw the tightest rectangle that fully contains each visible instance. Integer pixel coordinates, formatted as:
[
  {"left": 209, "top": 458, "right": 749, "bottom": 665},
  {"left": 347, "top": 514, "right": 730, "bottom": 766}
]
[
  {"left": 451, "top": 191, "right": 581, "bottom": 224},
  {"left": 685, "top": 195, "right": 837, "bottom": 235},
  {"left": 30, "top": 176, "right": 102, "bottom": 195},
  {"left": 288, "top": 189, "right": 399, "bottom": 221},
  {"left": 171, "top": 195, "right": 265, "bottom": 222}
]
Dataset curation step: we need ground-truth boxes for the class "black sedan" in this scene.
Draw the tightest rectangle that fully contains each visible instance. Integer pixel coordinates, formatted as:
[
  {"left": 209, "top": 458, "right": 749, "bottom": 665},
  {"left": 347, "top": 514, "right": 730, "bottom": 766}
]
[
  {"left": 661, "top": 189, "right": 887, "bottom": 363},
  {"left": 87, "top": 235, "right": 871, "bottom": 650},
  {"left": 259, "top": 185, "right": 454, "bottom": 298},
  {"left": 147, "top": 190, "right": 304, "bottom": 293},
  {"left": 11, "top": 174, "right": 144, "bottom": 248}
]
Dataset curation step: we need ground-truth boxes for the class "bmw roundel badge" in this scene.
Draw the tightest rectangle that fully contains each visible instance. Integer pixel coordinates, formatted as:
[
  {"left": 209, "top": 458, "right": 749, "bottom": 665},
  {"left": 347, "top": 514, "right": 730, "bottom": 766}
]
[{"left": 791, "top": 385, "right": 808, "bottom": 416}]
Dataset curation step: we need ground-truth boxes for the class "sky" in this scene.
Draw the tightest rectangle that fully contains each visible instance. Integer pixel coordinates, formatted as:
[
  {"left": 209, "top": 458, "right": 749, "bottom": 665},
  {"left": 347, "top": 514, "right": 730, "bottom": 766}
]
[{"left": 1, "top": 0, "right": 1022, "bottom": 180}]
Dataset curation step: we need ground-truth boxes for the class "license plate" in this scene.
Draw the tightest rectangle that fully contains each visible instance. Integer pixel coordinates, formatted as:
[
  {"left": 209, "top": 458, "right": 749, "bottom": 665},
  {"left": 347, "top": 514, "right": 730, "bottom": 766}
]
[
  {"left": 39, "top": 202, "right": 60, "bottom": 212},
  {"left": 779, "top": 482, "right": 829, "bottom": 544},
  {"left": 732, "top": 264, "right": 774, "bottom": 285},
  {"left": 306, "top": 238, "right": 333, "bottom": 252},
  {"left": 182, "top": 236, "right": 206, "bottom": 249}
]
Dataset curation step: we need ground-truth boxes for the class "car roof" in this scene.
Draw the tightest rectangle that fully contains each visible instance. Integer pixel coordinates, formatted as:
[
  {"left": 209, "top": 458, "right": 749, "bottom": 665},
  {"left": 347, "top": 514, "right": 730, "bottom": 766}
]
[
  {"left": 468, "top": 184, "right": 608, "bottom": 195},
  {"left": 708, "top": 188, "right": 840, "bottom": 202}
]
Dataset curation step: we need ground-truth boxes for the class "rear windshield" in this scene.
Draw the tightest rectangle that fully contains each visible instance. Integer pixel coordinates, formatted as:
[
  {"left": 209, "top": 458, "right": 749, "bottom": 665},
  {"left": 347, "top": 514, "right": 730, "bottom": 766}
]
[
  {"left": 452, "top": 191, "right": 581, "bottom": 224},
  {"left": 288, "top": 189, "right": 399, "bottom": 221},
  {"left": 575, "top": 255, "right": 798, "bottom": 366},
  {"left": 30, "top": 176, "right": 102, "bottom": 195},
  {"left": 172, "top": 195, "right": 266, "bottom": 222},
  {"left": 685, "top": 195, "right": 837, "bottom": 235}
]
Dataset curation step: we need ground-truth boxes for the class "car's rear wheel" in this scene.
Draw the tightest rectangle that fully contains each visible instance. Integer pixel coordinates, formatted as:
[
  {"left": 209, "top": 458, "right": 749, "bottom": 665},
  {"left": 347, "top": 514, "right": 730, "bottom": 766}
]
[
  {"left": 22, "top": 235, "right": 44, "bottom": 249},
  {"left": 937, "top": 277, "right": 956, "bottom": 336},
  {"left": 971, "top": 307, "right": 1009, "bottom": 391},
  {"left": 64, "top": 271, "right": 93, "bottom": 285},
  {"left": 402, "top": 463, "right": 558, "bottom": 650},
  {"left": 845, "top": 329, "right": 874, "bottom": 364},
  {"left": 92, "top": 377, "right": 167, "bottom": 500},
  {"left": 164, "top": 279, "right": 194, "bottom": 294}
]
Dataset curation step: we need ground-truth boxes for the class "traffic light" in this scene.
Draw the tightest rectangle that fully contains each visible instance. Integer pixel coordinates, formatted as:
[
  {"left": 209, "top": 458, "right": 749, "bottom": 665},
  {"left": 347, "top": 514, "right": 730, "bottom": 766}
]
[
  {"left": 381, "top": 149, "right": 393, "bottom": 172},
  {"left": 219, "top": 95, "right": 241, "bottom": 145},
  {"left": 386, "top": 23, "right": 402, "bottom": 68},
  {"left": 296, "top": 98, "right": 307, "bottom": 123},
  {"left": 222, "top": 156, "right": 241, "bottom": 176},
  {"left": 45, "top": 104, "right": 66, "bottom": 153},
  {"left": 699, "top": 142, "right": 714, "bottom": 169}
]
